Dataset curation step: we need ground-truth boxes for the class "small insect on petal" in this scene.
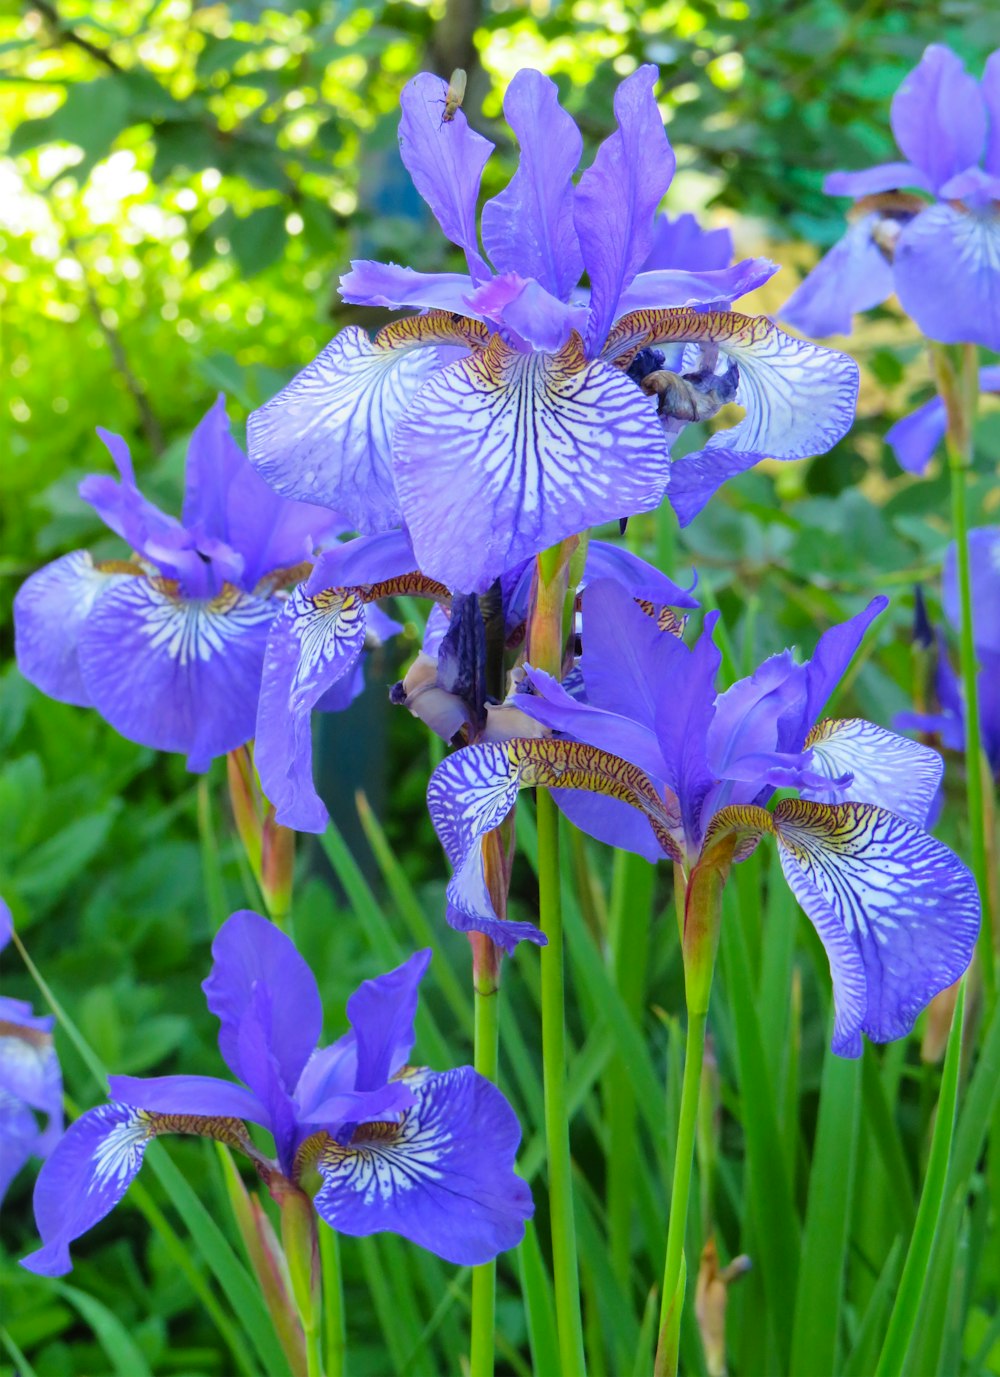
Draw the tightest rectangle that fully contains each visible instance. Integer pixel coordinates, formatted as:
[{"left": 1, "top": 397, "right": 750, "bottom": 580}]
[{"left": 442, "top": 68, "right": 467, "bottom": 124}]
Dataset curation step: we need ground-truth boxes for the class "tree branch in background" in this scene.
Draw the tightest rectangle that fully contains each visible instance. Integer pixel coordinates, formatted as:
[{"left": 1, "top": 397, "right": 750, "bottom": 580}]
[{"left": 28, "top": 0, "right": 124, "bottom": 73}]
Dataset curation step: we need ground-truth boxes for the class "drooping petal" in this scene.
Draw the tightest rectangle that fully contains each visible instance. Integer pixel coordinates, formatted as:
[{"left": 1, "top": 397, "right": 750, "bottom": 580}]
[
  {"left": 77, "top": 577, "right": 276, "bottom": 772},
  {"left": 666, "top": 447, "right": 764, "bottom": 526},
  {"left": 397, "top": 72, "right": 493, "bottom": 280},
  {"left": 314, "top": 1066, "right": 532, "bottom": 1265},
  {"left": 20, "top": 1104, "right": 157, "bottom": 1276},
  {"left": 801, "top": 718, "right": 943, "bottom": 825},
  {"left": 823, "top": 163, "right": 932, "bottom": 197},
  {"left": 893, "top": 204, "right": 1000, "bottom": 352},
  {"left": 551, "top": 788, "right": 664, "bottom": 862},
  {"left": 393, "top": 333, "right": 670, "bottom": 593},
  {"left": 0, "top": 1098, "right": 41, "bottom": 1200},
  {"left": 942, "top": 525, "right": 1000, "bottom": 654},
  {"left": 889, "top": 45, "right": 986, "bottom": 194},
  {"left": 480, "top": 69, "right": 583, "bottom": 299},
  {"left": 773, "top": 798, "right": 980, "bottom": 1056},
  {"left": 780, "top": 218, "right": 895, "bottom": 338},
  {"left": 253, "top": 584, "right": 368, "bottom": 832},
  {"left": 0, "top": 1024, "right": 60, "bottom": 1117},
  {"left": 201, "top": 910, "right": 323, "bottom": 1092},
  {"left": 247, "top": 327, "right": 449, "bottom": 532},
  {"left": 14, "top": 551, "right": 135, "bottom": 707},
  {"left": 884, "top": 393, "right": 947, "bottom": 474},
  {"left": 642, "top": 212, "right": 733, "bottom": 272},
  {"left": 346, "top": 950, "right": 432, "bottom": 1093},
  {"left": 339, "top": 261, "right": 477, "bottom": 314},
  {"left": 616, "top": 259, "right": 778, "bottom": 317},
  {"left": 574, "top": 65, "right": 675, "bottom": 350},
  {"left": 985, "top": 50, "right": 1000, "bottom": 176},
  {"left": 106, "top": 1073, "right": 267, "bottom": 1124}
]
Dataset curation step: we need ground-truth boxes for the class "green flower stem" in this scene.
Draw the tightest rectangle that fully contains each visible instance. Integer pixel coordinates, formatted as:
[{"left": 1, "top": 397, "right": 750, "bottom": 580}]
[
  {"left": 932, "top": 342, "right": 995, "bottom": 1002},
  {"left": 529, "top": 540, "right": 588, "bottom": 1377},
  {"left": 470, "top": 932, "right": 502, "bottom": 1377},
  {"left": 319, "top": 1222, "right": 346, "bottom": 1377},
  {"left": 279, "top": 1187, "right": 323, "bottom": 1377}
]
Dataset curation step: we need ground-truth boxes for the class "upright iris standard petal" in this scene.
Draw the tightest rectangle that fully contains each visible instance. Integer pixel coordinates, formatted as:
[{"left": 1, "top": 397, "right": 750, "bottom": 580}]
[
  {"left": 801, "top": 718, "right": 944, "bottom": 824},
  {"left": 642, "top": 212, "right": 733, "bottom": 272},
  {"left": 346, "top": 950, "right": 432, "bottom": 1092},
  {"left": 13, "top": 552, "right": 134, "bottom": 707},
  {"left": 201, "top": 910, "right": 323, "bottom": 1091},
  {"left": 574, "top": 64, "right": 676, "bottom": 350},
  {"left": 893, "top": 204, "right": 1000, "bottom": 351},
  {"left": 248, "top": 327, "right": 457, "bottom": 533},
  {"left": 772, "top": 798, "right": 979, "bottom": 1056},
  {"left": 254, "top": 583, "right": 368, "bottom": 832},
  {"left": 21, "top": 1104, "right": 157, "bottom": 1276},
  {"left": 181, "top": 393, "right": 247, "bottom": 541},
  {"left": 77, "top": 577, "right": 276, "bottom": 773},
  {"left": 801, "top": 596, "right": 887, "bottom": 728},
  {"left": 393, "top": 333, "right": 670, "bottom": 593},
  {"left": 480, "top": 70, "right": 583, "bottom": 299},
  {"left": 943, "top": 525, "right": 1000, "bottom": 655},
  {"left": 780, "top": 217, "right": 895, "bottom": 338},
  {"left": 889, "top": 45, "right": 986, "bottom": 193},
  {"left": 314, "top": 1067, "right": 532, "bottom": 1265},
  {"left": 397, "top": 72, "right": 494, "bottom": 280}
]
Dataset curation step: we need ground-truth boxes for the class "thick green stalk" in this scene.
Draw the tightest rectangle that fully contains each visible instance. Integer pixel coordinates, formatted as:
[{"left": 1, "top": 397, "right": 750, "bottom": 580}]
[
  {"left": 319, "top": 1223, "right": 346, "bottom": 1377},
  {"left": 529, "top": 538, "right": 587, "bottom": 1377},
  {"left": 470, "top": 939, "right": 502, "bottom": 1377},
  {"left": 874, "top": 980, "right": 966, "bottom": 1376},
  {"left": 932, "top": 342, "right": 995, "bottom": 1000}
]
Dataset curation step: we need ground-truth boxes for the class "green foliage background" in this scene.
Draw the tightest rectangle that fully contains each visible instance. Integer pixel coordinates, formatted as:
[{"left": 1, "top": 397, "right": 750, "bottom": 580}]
[{"left": 1, "top": 1, "right": 998, "bottom": 1374}]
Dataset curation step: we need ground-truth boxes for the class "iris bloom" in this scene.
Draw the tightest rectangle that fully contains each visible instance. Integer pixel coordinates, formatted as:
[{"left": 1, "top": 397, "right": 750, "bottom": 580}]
[
  {"left": 0, "top": 900, "right": 63, "bottom": 1200},
  {"left": 897, "top": 527, "right": 1000, "bottom": 775},
  {"left": 783, "top": 45, "right": 1000, "bottom": 350},
  {"left": 886, "top": 366, "right": 1000, "bottom": 474},
  {"left": 248, "top": 66, "right": 858, "bottom": 586},
  {"left": 14, "top": 397, "right": 348, "bottom": 771},
  {"left": 21, "top": 909, "right": 531, "bottom": 1276},
  {"left": 427, "top": 581, "right": 979, "bottom": 1053},
  {"left": 255, "top": 527, "right": 697, "bottom": 837}
]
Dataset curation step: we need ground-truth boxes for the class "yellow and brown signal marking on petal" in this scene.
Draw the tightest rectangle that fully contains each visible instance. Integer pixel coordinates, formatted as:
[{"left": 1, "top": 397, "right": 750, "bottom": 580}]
[
  {"left": 635, "top": 598, "right": 685, "bottom": 637},
  {"left": 507, "top": 737, "right": 683, "bottom": 860},
  {"left": 363, "top": 572, "right": 451, "bottom": 605},
  {"left": 375, "top": 311, "right": 490, "bottom": 353},
  {"left": 146, "top": 1112, "right": 255, "bottom": 1153},
  {"left": 605, "top": 308, "right": 774, "bottom": 370}
]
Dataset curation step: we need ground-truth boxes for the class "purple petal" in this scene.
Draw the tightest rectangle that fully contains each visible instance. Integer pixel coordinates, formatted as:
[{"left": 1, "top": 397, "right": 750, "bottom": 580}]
[
  {"left": 463, "top": 274, "right": 588, "bottom": 352},
  {"left": 667, "top": 447, "right": 762, "bottom": 526},
  {"left": 444, "top": 902, "right": 545, "bottom": 957},
  {"left": 583, "top": 541, "right": 699, "bottom": 609},
  {"left": 0, "top": 1098, "right": 42, "bottom": 1200},
  {"left": 314, "top": 1066, "right": 533, "bottom": 1264},
  {"left": 519, "top": 666, "right": 669, "bottom": 782},
  {"left": 339, "top": 261, "right": 477, "bottom": 313},
  {"left": 14, "top": 551, "right": 131, "bottom": 707},
  {"left": 641, "top": 212, "right": 733, "bottom": 272},
  {"left": 248, "top": 327, "right": 448, "bottom": 533},
  {"left": 708, "top": 650, "right": 805, "bottom": 775},
  {"left": 942, "top": 525, "right": 1000, "bottom": 655},
  {"left": 885, "top": 393, "right": 947, "bottom": 475},
  {"left": 0, "top": 1027, "right": 61, "bottom": 1123},
  {"left": 77, "top": 577, "right": 275, "bottom": 772},
  {"left": 298, "top": 1080, "right": 415, "bottom": 1130},
  {"left": 480, "top": 70, "right": 583, "bottom": 299},
  {"left": 980, "top": 650, "right": 1000, "bottom": 775},
  {"left": 21, "top": 1104, "right": 155, "bottom": 1276},
  {"left": 578, "top": 579, "right": 687, "bottom": 735},
  {"left": 616, "top": 259, "right": 778, "bottom": 317},
  {"left": 574, "top": 65, "right": 675, "bottom": 350},
  {"left": 552, "top": 788, "right": 663, "bottom": 862},
  {"left": 346, "top": 950, "right": 432, "bottom": 1093},
  {"left": 985, "top": 50, "right": 1000, "bottom": 176},
  {"left": 0, "top": 898, "right": 11, "bottom": 952},
  {"left": 652, "top": 612, "right": 721, "bottom": 851},
  {"left": 890, "top": 45, "right": 986, "bottom": 194},
  {"left": 397, "top": 72, "right": 493, "bottom": 280},
  {"left": 181, "top": 395, "right": 247, "bottom": 543},
  {"left": 894, "top": 203, "right": 1000, "bottom": 352},
  {"left": 781, "top": 217, "right": 895, "bottom": 338},
  {"left": 234, "top": 1001, "right": 301, "bottom": 1171},
  {"left": 802, "top": 597, "right": 887, "bottom": 727},
  {"left": 801, "top": 718, "right": 944, "bottom": 824},
  {"left": 939, "top": 166, "right": 1000, "bottom": 205},
  {"left": 306, "top": 530, "right": 418, "bottom": 591},
  {"left": 201, "top": 910, "right": 322, "bottom": 1091},
  {"left": 254, "top": 584, "right": 368, "bottom": 832},
  {"left": 393, "top": 335, "right": 670, "bottom": 593},
  {"left": 107, "top": 1073, "right": 266, "bottom": 1124},
  {"left": 774, "top": 799, "right": 980, "bottom": 1056},
  {"left": 823, "top": 163, "right": 932, "bottom": 197}
]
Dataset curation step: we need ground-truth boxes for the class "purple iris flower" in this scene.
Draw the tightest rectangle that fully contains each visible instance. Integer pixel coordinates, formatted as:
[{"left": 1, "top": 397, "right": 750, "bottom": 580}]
[
  {"left": 21, "top": 909, "right": 531, "bottom": 1277},
  {"left": 427, "top": 581, "right": 979, "bottom": 1054},
  {"left": 886, "top": 366, "right": 1000, "bottom": 474},
  {"left": 247, "top": 66, "right": 858, "bottom": 584},
  {"left": 255, "top": 527, "right": 698, "bottom": 837},
  {"left": 14, "top": 396, "right": 348, "bottom": 771},
  {"left": 783, "top": 45, "right": 1000, "bottom": 350},
  {"left": 0, "top": 900, "right": 64, "bottom": 1201},
  {"left": 643, "top": 212, "right": 734, "bottom": 273},
  {"left": 897, "top": 527, "right": 1000, "bottom": 774}
]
